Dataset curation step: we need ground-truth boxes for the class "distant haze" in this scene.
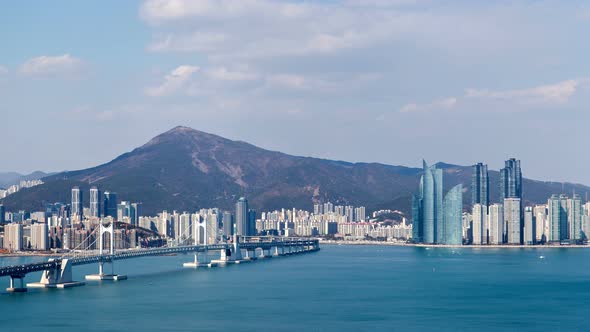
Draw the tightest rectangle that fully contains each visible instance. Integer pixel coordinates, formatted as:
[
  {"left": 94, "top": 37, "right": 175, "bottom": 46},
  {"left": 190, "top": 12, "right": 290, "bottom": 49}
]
[{"left": 1, "top": 1, "right": 589, "bottom": 185}]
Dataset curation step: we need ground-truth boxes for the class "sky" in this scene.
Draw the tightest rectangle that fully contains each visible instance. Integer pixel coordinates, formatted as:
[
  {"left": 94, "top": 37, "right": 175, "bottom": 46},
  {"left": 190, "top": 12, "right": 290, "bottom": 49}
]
[{"left": 1, "top": 0, "right": 590, "bottom": 184}]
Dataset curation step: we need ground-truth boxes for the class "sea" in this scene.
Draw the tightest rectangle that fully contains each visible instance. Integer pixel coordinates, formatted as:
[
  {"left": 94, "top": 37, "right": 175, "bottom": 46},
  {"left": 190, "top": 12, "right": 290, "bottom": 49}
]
[{"left": 1, "top": 245, "right": 589, "bottom": 331}]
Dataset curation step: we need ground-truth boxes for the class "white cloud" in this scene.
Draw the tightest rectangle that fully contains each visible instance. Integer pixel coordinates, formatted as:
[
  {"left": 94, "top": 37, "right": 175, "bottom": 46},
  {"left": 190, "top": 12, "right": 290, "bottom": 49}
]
[
  {"left": 148, "top": 32, "right": 227, "bottom": 52},
  {"left": 20, "top": 54, "right": 82, "bottom": 76},
  {"left": 400, "top": 97, "right": 457, "bottom": 113},
  {"left": 145, "top": 65, "right": 200, "bottom": 97},
  {"left": 205, "top": 67, "right": 258, "bottom": 81},
  {"left": 465, "top": 80, "right": 580, "bottom": 105}
]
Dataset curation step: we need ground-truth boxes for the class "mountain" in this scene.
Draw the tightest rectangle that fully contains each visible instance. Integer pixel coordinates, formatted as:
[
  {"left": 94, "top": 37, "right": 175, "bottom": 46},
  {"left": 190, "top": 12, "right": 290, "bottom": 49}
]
[
  {"left": 1, "top": 126, "right": 589, "bottom": 216},
  {"left": 0, "top": 171, "right": 54, "bottom": 188}
]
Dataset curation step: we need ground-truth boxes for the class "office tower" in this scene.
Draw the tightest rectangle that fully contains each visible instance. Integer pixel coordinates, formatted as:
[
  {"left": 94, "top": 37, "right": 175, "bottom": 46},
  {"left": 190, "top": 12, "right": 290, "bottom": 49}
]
[
  {"left": 103, "top": 191, "right": 118, "bottom": 219},
  {"left": 567, "top": 194, "right": 583, "bottom": 241},
  {"left": 3, "top": 223, "right": 23, "bottom": 251},
  {"left": 504, "top": 198, "right": 521, "bottom": 244},
  {"left": 442, "top": 184, "right": 463, "bottom": 245},
  {"left": 89, "top": 186, "right": 101, "bottom": 218},
  {"left": 222, "top": 211, "right": 234, "bottom": 238},
  {"left": 472, "top": 203, "right": 487, "bottom": 245},
  {"left": 0, "top": 204, "right": 5, "bottom": 224},
  {"left": 71, "top": 186, "right": 82, "bottom": 218},
  {"left": 523, "top": 206, "right": 535, "bottom": 245},
  {"left": 534, "top": 205, "right": 548, "bottom": 243},
  {"left": 236, "top": 197, "right": 248, "bottom": 236},
  {"left": 500, "top": 158, "right": 522, "bottom": 201},
  {"left": 248, "top": 209, "right": 257, "bottom": 236},
  {"left": 488, "top": 203, "right": 504, "bottom": 244},
  {"left": 31, "top": 223, "right": 49, "bottom": 250},
  {"left": 472, "top": 163, "right": 489, "bottom": 206}
]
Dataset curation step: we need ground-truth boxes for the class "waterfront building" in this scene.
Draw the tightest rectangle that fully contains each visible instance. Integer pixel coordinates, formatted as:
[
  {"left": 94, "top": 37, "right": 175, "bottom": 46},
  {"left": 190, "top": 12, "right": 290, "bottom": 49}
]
[
  {"left": 0, "top": 204, "right": 5, "bottom": 224},
  {"left": 500, "top": 158, "right": 522, "bottom": 201},
  {"left": 488, "top": 203, "right": 503, "bottom": 244},
  {"left": 3, "top": 223, "right": 23, "bottom": 251},
  {"left": 248, "top": 209, "right": 257, "bottom": 236},
  {"left": 222, "top": 211, "right": 234, "bottom": 238},
  {"left": 31, "top": 223, "right": 49, "bottom": 250},
  {"left": 412, "top": 161, "right": 462, "bottom": 245},
  {"left": 533, "top": 205, "right": 547, "bottom": 243},
  {"left": 548, "top": 194, "right": 569, "bottom": 242},
  {"left": 236, "top": 197, "right": 249, "bottom": 236},
  {"left": 567, "top": 194, "right": 583, "bottom": 241},
  {"left": 89, "top": 186, "right": 101, "bottom": 218},
  {"left": 523, "top": 206, "right": 535, "bottom": 245},
  {"left": 504, "top": 198, "right": 521, "bottom": 244},
  {"left": 472, "top": 203, "right": 487, "bottom": 245},
  {"left": 472, "top": 163, "right": 489, "bottom": 207},
  {"left": 442, "top": 185, "right": 463, "bottom": 245},
  {"left": 71, "top": 186, "right": 82, "bottom": 219}
]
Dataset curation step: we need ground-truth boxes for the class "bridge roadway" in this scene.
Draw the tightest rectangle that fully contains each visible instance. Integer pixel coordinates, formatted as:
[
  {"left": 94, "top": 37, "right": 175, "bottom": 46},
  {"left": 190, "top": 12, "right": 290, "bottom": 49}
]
[{"left": 0, "top": 238, "right": 319, "bottom": 279}]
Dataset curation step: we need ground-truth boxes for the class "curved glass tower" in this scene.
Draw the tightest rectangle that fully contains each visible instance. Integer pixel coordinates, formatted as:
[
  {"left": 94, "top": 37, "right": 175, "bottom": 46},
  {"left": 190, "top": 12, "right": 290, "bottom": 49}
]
[{"left": 443, "top": 184, "right": 463, "bottom": 245}]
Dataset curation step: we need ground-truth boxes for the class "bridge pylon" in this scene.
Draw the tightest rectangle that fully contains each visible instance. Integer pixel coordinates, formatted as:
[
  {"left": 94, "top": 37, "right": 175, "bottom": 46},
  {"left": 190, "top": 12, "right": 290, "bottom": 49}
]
[
  {"left": 86, "top": 221, "right": 127, "bottom": 281},
  {"left": 28, "top": 258, "right": 85, "bottom": 289}
]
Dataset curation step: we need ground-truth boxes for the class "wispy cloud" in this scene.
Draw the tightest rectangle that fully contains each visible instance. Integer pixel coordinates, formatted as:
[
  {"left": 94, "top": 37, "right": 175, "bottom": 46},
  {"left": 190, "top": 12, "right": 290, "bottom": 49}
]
[
  {"left": 145, "top": 65, "right": 200, "bottom": 97},
  {"left": 400, "top": 97, "right": 457, "bottom": 113},
  {"left": 20, "top": 54, "right": 83, "bottom": 77},
  {"left": 465, "top": 80, "right": 580, "bottom": 105}
]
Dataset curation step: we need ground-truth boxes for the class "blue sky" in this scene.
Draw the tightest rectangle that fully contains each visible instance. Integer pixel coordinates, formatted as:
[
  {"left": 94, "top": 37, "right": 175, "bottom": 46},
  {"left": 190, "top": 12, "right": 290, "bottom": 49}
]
[{"left": 1, "top": 0, "right": 590, "bottom": 184}]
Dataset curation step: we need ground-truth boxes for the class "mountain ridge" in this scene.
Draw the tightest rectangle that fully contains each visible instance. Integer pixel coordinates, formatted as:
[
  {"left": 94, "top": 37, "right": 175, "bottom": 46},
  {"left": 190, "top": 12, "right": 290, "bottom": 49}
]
[{"left": 2, "top": 126, "right": 589, "bottom": 215}]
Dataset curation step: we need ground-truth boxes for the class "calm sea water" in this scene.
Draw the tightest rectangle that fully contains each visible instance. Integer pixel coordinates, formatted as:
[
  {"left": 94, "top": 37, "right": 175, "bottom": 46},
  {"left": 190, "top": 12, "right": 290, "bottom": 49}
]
[{"left": 1, "top": 245, "right": 590, "bottom": 331}]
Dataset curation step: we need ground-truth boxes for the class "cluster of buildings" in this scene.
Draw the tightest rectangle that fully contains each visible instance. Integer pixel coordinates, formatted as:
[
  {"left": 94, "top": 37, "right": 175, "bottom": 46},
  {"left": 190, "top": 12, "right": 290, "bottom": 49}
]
[
  {"left": 413, "top": 158, "right": 590, "bottom": 246},
  {"left": 0, "top": 179, "right": 43, "bottom": 199}
]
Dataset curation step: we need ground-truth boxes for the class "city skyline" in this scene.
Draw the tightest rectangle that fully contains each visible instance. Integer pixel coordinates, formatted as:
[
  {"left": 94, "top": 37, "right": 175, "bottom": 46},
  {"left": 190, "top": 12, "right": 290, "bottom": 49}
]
[{"left": 2, "top": 1, "right": 590, "bottom": 185}]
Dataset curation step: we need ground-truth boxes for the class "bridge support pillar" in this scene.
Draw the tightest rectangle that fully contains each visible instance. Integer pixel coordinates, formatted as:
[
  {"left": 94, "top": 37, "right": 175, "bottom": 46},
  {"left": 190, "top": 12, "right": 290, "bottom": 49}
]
[
  {"left": 28, "top": 259, "right": 85, "bottom": 289},
  {"left": 273, "top": 246, "right": 280, "bottom": 257},
  {"left": 183, "top": 251, "right": 211, "bottom": 268},
  {"left": 7, "top": 276, "right": 27, "bottom": 293}
]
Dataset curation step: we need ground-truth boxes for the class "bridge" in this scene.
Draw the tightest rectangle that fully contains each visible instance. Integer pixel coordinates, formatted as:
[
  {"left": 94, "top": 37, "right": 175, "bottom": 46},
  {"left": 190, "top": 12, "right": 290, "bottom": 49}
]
[{"left": 0, "top": 221, "right": 320, "bottom": 293}]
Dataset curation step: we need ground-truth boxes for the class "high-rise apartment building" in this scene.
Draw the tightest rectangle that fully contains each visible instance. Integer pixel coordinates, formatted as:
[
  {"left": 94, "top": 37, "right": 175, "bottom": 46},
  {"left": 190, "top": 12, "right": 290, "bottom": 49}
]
[
  {"left": 31, "top": 223, "right": 49, "bottom": 250},
  {"left": 89, "top": 186, "right": 101, "bottom": 218},
  {"left": 472, "top": 163, "right": 489, "bottom": 207},
  {"left": 71, "top": 186, "right": 83, "bottom": 218},
  {"left": 236, "top": 197, "right": 249, "bottom": 236},
  {"left": 3, "top": 223, "right": 23, "bottom": 251},
  {"left": 472, "top": 203, "right": 487, "bottom": 244},
  {"left": 488, "top": 203, "right": 504, "bottom": 244},
  {"left": 504, "top": 198, "right": 521, "bottom": 244},
  {"left": 523, "top": 206, "right": 535, "bottom": 245},
  {"left": 500, "top": 158, "right": 522, "bottom": 201},
  {"left": 533, "top": 205, "right": 548, "bottom": 243}
]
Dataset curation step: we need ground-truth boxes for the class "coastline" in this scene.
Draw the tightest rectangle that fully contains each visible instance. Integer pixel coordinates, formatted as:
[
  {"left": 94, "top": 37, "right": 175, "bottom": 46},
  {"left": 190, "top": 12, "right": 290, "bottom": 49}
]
[{"left": 319, "top": 240, "right": 590, "bottom": 248}]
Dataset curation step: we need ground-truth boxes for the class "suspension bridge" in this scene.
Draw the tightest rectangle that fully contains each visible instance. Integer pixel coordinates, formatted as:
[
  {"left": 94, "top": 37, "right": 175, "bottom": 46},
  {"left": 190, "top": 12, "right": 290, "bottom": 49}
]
[{"left": 0, "top": 220, "right": 320, "bottom": 293}]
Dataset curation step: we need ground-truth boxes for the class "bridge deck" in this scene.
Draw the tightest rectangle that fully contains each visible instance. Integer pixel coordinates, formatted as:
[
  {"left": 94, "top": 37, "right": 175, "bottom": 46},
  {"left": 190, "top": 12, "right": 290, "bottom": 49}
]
[{"left": 0, "top": 239, "right": 319, "bottom": 278}]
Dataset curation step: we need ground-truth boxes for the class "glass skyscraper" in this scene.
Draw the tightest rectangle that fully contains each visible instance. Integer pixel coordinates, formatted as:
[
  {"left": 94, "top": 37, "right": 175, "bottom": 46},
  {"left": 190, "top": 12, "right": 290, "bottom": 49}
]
[
  {"left": 500, "top": 158, "right": 522, "bottom": 201},
  {"left": 412, "top": 161, "right": 462, "bottom": 245},
  {"left": 472, "top": 163, "right": 489, "bottom": 207},
  {"left": 443, "top": 184, "right": 463, "bottom": 245},
  {"left": 89, "top": 186, "right": 101, "bottom": 218},
  {"left": 103, "top": 191, "right": 118, "bottom": 219},
  {"left": 71, "top": 186, "right": 82, "bottom": 218},
  {"left": 236, "top": 197, "right": 249, "bottom": 236}
]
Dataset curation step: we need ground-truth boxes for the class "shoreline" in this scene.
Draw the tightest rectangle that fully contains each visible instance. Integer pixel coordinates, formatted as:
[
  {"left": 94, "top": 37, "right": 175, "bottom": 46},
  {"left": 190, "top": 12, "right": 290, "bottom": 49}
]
[{"left": 319, "top": 240, "right": 590, "bottom": 248}]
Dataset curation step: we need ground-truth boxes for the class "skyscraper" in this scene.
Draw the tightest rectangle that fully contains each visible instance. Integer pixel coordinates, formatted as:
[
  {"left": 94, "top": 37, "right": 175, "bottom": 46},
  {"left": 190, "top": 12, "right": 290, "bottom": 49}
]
[
  {"left": 500, "top": 158, "right": 522, "bottom": 201},
  {"left": 472, "top": 203, "right": 487, "bottom": 245},
  {"left": 534, "top": 204, "right": 548, "bottom": 243},
  {"left": 236, "top": 197, "right": 248, "bottom": 236},
  {"left": 0, "top": 204, "right": 5, "bottom": 224},
  {"left": 89, "top": 186, "right": 101, "bottom": 218},
  {"left": 248, "top": 209, "right": 257, "bottom": 236},
  {"left": 222, "top": 211, "right": 234, "bottom": 238},
  {"left": 488, "top": 203, "right": 504, "bottom": 244},
  {"left": 504, "top": 198, "right": 521, "bottom": 244},
  {"left": 71, "top": 186, "right": 82, "bottom": 218},
  {"left": 418, "top": 160, "right": 443, "bottom": 244},
  {"left": 472, "top": 163, "right": 489, "bottom": 207},
  {"left": 567, "top": 194, "right": 582, "bottom": 241},
  {"left": 412, "top": 161, "right": 461, "bottom": 245},
  {"left": 523, "top": 206, "right": 535, "bottom": 245},
  {"left": 548, "top": 194, "right": 568, "bottom": 242},
  {"left": 103, "top": 191, "right": 118, "bottom": 219},
  {"left": 442, "top": 184, "right": 463, "bottom": 245}
]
